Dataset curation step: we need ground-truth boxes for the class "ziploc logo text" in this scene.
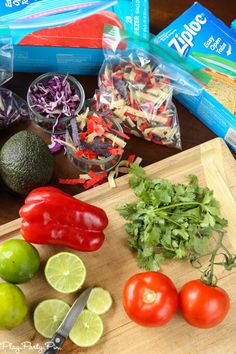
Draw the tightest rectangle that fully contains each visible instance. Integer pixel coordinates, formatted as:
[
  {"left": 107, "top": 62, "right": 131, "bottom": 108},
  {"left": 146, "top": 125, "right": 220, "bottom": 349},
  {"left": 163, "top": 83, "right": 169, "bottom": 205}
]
[{"left": 168, "top": 14, "right": 207, "bottom": 55}]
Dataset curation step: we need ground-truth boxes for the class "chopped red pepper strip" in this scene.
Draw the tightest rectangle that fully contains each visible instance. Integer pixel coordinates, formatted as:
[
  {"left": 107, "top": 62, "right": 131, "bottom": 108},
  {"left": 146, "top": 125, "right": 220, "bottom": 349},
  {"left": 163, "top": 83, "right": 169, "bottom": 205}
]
[
  {"left": 83, "top": 150, "right": 98, "bottom": 160},
  {"left": 159, "top": 105, "right": 166, "bottom": 112},
  {"left": 131, "top": 102, "right": 139, "bottom": 110},
  {"left": 128, "top": 154, "right": 136, "bottom": 165},
  {"left": 134, "top": 71, "right": 142, "bottom": 82},
  {"left": 125, "top": 112, "right": 136, "bottom": 121},
  {"left": 144, "top": 72, "right": 154, "bottom": 82},
  {"left": 75, "top": 150, "right": 85, "bottom": 157},
  {"left": 107, "top": 121, "right": 113, "bottom": 128},
  {"left": 110, "top": 128, "right": 130, "bottom": 140},
  {"left": 166, "top": 116, "right": 173, "bottom": 127},
  {"left": 107, "top": 148, "right": 124, "bottom": 155},
  {"left": 58, "top": 178, "right": 86, "bottom": 185},
  {"left": 113, "top": 73, "right": 124, "bottom": 80},
  {"left": 95, "top": 124, "right": 105, "bottom": 136},
  {"left": 84, "top": 171, "right": 108, "bottom": 189},
  {"left": 139, "top": 122, "right": 149, "bottom": 131},
  {"left": 79, "top": 132, "right": 87, "bottom": 140},
  {"left": 75, "top": 149, "right": 98, "bottom": 160}
]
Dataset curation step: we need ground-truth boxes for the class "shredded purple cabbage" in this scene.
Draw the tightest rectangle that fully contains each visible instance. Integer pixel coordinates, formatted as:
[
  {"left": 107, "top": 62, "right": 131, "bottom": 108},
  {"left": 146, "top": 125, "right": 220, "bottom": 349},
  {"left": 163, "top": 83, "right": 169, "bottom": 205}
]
[
  {"left": 48, "top": 134, "right": 65, "bottom": 153},
  {"left": 0, "top": 88, "right": 29, "bottom": 130},
  {"left": 28, "top": 75, "right": 81, "bottom": 119},
  {"left": 70, "top": 117, "right": 80, "bottom": 147}
]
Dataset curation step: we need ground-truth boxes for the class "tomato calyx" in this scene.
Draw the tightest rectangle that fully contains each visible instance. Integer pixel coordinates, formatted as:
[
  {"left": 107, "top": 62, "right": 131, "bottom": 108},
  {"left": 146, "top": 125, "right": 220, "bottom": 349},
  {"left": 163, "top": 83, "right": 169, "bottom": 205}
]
[
  {"left": 190, "top": 230, "right": 236, "bottom": 286},
  {"left": 143, "top": 289, "right": 156, "bottom": 304},
  {"left": 123, "top": 271, "right": 178, "bottom": 327}
]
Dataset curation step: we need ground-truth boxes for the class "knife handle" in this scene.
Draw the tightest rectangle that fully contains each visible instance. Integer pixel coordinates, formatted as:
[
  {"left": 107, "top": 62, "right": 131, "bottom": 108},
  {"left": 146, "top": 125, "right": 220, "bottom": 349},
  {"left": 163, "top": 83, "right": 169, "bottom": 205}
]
[{"left": 43, "top": 333, "right": 66, "bottom": 354}]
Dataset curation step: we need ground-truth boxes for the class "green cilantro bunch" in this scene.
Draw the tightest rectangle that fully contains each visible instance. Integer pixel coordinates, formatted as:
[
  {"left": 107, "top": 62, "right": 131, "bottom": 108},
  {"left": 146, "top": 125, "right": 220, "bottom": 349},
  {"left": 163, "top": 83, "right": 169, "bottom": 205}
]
[{"left": 117, "top": 164, "right": 228, "bottom": 271}]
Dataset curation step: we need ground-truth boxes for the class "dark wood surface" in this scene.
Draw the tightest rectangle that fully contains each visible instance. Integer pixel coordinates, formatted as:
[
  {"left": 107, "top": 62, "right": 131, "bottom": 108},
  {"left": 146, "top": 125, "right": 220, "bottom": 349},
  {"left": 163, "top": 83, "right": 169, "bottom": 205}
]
[{"left": 0, "top": 0, "right": 235, "bottom": 225}]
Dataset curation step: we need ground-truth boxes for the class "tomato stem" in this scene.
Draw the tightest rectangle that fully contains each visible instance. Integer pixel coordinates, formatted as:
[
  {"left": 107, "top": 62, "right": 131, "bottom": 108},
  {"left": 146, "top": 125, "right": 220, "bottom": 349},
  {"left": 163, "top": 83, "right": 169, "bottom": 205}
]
[{"left": 199, "top": 231, "right": 236, "bottom": 286}]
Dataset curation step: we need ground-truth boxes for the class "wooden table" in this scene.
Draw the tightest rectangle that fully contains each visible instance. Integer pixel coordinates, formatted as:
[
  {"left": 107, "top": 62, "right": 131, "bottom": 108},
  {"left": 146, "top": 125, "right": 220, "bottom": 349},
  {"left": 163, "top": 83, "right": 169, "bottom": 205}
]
[{"left": 0, "top": 0, "right": 235, "bottom": 225}]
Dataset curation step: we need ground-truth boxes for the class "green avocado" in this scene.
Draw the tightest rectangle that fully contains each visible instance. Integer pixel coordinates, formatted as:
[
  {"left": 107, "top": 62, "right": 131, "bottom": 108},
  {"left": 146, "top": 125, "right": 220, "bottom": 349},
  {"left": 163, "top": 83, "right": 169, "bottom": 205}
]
[{"left": 0, "top": 130, "right": 54, "bottom": 195}]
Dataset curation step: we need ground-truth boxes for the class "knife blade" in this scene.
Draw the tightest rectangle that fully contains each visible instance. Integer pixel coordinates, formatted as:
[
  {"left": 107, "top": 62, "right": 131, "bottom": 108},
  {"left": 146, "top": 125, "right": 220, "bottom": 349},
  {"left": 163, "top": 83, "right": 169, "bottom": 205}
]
[{"left": 43, "top": 286, "right": 93, "bottom": 354}]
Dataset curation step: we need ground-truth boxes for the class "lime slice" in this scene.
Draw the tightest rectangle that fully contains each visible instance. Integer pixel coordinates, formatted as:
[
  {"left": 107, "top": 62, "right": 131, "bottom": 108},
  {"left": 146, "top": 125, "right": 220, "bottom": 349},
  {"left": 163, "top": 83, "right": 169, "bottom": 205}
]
[
  {"left": 34, "top": 299, "right": 70, "bottom": 338},
  {"left": 69, "top": 309, "right": 103, "bottom": 347},
  {"left": 87, "top": 287, "right": 112, "bottom": 315},
  {"left": 44, "top": 252, "right": 86, "bottom": 293}
]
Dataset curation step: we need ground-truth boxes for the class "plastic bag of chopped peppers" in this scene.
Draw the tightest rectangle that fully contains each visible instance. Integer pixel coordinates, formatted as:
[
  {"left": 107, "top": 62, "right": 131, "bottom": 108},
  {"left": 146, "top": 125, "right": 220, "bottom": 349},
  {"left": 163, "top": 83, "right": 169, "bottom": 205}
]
[{"left": 92, "top": 26, "right": 202, "bottom": 149}]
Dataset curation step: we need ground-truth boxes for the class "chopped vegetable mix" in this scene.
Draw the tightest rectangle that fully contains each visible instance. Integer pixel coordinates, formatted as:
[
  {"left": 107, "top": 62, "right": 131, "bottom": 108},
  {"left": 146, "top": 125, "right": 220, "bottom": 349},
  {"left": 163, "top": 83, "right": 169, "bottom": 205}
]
[
  {"left": 117, "top": 164, "right": 228, "bottom": 271},
  {"left": 93, "top": 53, "right": 181, "bottom": 148},
  {"left": 69, "top": 109, "right": 128, "bottom": 160},
  {"left": 58, "top": 154, "right": 142, "bottom": 189}
]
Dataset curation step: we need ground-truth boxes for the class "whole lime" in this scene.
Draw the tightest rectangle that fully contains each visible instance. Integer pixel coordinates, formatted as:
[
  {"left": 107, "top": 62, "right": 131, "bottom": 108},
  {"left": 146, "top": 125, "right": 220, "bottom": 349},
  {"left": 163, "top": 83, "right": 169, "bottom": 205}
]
[
  {"left": 0, "top": 239, "right": 40, "bottom": 283},
  {"left": 0, "top": 283, "right": 28, "bottom": 330}
]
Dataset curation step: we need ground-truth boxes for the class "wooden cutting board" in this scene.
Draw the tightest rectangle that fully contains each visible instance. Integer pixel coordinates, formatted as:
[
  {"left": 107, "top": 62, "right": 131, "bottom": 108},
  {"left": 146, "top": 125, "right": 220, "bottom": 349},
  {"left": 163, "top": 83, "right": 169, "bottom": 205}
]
[{"left": 0, "top": 137, "right": 236, "bottom": 354}]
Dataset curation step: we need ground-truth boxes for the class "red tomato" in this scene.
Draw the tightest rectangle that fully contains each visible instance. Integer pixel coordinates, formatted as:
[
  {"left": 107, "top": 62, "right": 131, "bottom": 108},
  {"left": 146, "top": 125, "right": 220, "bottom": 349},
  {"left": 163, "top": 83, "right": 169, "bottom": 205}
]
[
  {"left": 179, "top": 280, "right": 230, "bottom": 328},
  {"left": 123, "top": 271, "right": 178, "bottom": 326}
]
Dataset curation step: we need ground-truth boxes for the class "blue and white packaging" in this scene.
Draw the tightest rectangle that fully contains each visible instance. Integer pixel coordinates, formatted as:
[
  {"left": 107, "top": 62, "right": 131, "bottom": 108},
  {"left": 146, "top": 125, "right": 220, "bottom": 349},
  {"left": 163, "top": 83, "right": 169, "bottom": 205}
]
[
  {"left": 0, "top": 0, "right": 149, "bottom": 75},
  {"left": 153, "top": 2, "right": 236, "bottom": 151},
  {"left": 231, "top": 20, "right": 236, "bottom": 34}
]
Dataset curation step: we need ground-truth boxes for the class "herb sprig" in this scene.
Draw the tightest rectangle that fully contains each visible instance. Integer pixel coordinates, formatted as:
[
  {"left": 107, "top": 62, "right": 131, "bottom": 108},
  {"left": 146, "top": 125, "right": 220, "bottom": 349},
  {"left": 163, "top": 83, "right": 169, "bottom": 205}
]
[{"left": 117, "top": 164, "right": 229, "bottom": 273}]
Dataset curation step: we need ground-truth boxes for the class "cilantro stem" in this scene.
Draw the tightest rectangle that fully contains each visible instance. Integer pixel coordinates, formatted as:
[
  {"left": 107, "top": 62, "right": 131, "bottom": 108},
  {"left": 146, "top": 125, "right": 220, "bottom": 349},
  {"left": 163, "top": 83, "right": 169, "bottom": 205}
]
[
  {"left": 156, "top": 201, "right": 202, "bottom": 212},
  {"left": 157, "top": 212, "right": 183, "bottom": 228}
]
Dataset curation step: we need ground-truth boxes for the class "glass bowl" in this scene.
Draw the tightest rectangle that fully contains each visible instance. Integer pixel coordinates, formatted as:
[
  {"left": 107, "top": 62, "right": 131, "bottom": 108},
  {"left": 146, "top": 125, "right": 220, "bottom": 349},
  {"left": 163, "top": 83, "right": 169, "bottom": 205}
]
[
  {"left": 27, "top": 72, "right": 85, "bottom": 134},
  {"left": 65, "top": 118, "right": 124, "bottom": 173}
]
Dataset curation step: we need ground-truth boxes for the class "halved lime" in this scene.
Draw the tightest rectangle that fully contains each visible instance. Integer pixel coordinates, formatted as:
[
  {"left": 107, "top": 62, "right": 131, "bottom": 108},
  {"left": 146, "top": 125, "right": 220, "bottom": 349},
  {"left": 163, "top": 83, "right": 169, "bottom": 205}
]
[
  {"left": 44, "top": 252, "right": 86, "bottom": 293},
  {"left": 34, "top": 299, "right": 70, "bottom": 338},
  {"left": 69, "top": 309, "right": 103, "bottom": 347},
  {"left": 87, "top": 287, "right": 112, "bottom": 315}
]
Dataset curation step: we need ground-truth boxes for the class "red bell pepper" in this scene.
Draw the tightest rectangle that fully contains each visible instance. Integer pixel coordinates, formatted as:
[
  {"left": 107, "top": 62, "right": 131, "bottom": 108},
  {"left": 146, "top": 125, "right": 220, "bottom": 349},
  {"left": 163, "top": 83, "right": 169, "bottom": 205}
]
[{"left": 19, "top": 186, "right": 108, "bottom": 252}]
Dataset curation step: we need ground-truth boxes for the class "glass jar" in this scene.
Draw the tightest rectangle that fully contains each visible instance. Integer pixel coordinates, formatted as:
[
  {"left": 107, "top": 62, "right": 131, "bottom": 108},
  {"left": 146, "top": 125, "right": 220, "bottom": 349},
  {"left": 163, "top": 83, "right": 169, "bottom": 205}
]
[
  {"left": 27, "top": 72, "right": 85, "bottom": 134},
  {"left": 65, "top": 119, "right": 124, "bottom": 173}
]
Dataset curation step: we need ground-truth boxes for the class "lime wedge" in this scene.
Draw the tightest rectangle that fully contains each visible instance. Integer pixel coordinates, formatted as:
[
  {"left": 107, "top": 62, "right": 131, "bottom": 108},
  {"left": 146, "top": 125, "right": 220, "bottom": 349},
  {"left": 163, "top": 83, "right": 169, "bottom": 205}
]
[
  {"left": 44, "top": 252, "right": 86, "bottom": 293},
  {"left": 87, "top": 287, "right": 112, "bottom": 315},
  {"left": 34, "top": 299, "right": 70, "bottom": 338},
  {"left": 69, "top": 309, "right": 103, "bottom": 347}
]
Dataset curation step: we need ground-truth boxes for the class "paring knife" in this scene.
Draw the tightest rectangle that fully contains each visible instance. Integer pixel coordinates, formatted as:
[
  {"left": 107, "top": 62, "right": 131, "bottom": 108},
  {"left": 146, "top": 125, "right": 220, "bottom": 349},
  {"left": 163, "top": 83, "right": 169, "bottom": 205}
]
[{"left": 43, "top": 286, "right": 93, "bottom": 354}]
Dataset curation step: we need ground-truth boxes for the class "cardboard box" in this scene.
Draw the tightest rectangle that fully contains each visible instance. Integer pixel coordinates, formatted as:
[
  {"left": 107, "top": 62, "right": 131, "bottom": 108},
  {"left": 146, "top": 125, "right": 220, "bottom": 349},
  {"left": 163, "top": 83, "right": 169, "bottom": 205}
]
[
  {"left": 1, "top": 0, "right": 149, "bottom": 74},
  {"left": 153, "top": 2, "right": 236, "bottom": 151}
]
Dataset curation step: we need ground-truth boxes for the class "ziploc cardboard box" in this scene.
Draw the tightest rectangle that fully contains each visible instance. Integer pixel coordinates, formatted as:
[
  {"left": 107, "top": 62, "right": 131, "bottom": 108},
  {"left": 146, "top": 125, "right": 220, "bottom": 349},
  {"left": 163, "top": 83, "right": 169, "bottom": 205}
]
[
  {"left": 0, "top": 0, "right": 149, "bottom": 75},
  {"left": 231, "top": 20, "right": 236, "bottom": 34},
  {"left": 153, "top": 2, "right": 236, "bottom": 152}
]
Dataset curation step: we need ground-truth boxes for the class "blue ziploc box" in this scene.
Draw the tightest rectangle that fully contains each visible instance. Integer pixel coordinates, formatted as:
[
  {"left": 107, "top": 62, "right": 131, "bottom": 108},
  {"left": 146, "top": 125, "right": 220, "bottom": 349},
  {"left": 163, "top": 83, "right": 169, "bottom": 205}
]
[
  {"left": 0, "top": 0, "right": 149, "bottom": 75},
  {"left": 231, "top": 20, "right": 236, "bottom": 34},
  {"left": 153, "top": 2, "right": 236, "bottom": 152}
]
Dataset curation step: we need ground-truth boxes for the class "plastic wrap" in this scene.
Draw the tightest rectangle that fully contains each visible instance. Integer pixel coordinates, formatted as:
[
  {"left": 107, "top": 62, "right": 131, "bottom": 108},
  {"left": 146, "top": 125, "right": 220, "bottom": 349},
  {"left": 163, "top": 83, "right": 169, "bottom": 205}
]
[
  {"left": 0, "top": 88, "right": 29, "bottom": 131},
  {"left": 0, "top": 26, "right": 13, "bottom": 86},
  {"left": 92, "top": 26, "right": 202, "bottom": 149},
  {"left": 0, "top": 26, "right": 29, "bottom": 130}
]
